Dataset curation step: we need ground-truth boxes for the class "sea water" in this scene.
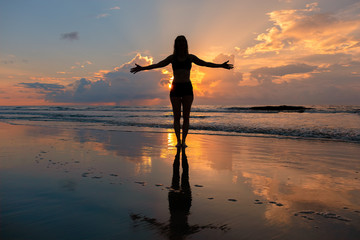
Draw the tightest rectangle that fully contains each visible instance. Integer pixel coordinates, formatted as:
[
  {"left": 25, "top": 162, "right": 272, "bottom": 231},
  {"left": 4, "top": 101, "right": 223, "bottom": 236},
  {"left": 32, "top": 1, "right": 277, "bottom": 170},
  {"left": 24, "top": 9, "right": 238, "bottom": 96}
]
[{"left": 0, "top": 105, "right": 359, "bottom": 143}]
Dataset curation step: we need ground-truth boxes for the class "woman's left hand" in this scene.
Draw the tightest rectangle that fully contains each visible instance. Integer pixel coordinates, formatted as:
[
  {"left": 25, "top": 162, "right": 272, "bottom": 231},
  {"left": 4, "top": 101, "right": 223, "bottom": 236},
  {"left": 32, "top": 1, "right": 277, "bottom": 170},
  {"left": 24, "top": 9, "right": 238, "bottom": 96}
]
[{"left": 222, "top": 61, "right": 233, "bottom": 70}]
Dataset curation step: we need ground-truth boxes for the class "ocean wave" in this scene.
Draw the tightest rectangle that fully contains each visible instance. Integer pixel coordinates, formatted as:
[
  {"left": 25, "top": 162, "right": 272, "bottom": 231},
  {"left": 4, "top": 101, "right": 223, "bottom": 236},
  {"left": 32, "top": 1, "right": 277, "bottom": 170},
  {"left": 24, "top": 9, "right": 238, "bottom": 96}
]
[
  {"left": 1, "top": 105, "right": 359, "bottom": 143},
  {"left": 189, "top": 124, "right": 360, "bottom": 143},
  {"left": 221, "top": 105, "right": 360, "bottom": 114},
  {"left": 1, "top": 116, "right": 359, "bottom": 143},
  {"left": 1, "top": 105, "right": 359, "bottom": 114}
]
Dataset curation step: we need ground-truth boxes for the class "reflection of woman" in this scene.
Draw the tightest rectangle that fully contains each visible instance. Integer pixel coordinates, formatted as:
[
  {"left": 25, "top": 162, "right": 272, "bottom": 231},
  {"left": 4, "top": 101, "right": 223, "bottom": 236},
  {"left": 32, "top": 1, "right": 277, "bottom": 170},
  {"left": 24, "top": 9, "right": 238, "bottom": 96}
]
[
  {"left": 129, "top": 148, "right": 229, "bottom": 238},
  {"left": 131, "top": 35, "right": 233, "bottom": 147},
  {"left": 168, "top": 147, "right": 192, "bottom": 239}
]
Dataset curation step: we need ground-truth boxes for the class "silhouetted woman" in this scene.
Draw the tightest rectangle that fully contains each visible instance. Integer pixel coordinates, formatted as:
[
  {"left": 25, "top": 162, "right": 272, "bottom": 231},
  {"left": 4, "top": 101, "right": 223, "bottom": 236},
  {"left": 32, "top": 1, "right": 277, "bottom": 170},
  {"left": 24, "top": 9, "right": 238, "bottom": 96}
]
[{"left": 131, "top": 35, "right": 233, "bottom": 147}]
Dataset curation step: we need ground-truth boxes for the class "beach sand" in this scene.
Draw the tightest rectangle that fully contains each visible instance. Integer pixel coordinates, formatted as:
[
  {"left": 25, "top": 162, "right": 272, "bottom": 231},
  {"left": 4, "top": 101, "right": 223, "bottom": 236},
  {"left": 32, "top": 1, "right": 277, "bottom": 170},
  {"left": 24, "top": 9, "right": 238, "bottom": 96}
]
[{"left": 1, "top": 122, "right": 360, "bottom": 240}]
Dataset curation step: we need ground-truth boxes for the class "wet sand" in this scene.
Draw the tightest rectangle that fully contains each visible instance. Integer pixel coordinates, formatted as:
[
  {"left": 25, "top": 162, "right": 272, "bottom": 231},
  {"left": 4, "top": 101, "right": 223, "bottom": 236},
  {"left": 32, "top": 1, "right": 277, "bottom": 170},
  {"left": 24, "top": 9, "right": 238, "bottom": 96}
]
[{"left": 1, "top": 122, "right": 360, "bottom": 239}]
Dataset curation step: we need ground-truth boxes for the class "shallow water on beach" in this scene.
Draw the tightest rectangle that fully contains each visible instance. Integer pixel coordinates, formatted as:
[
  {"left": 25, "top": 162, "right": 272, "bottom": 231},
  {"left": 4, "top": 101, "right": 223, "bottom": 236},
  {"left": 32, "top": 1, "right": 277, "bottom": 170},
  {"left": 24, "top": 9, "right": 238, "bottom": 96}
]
[
  {"left": 1, "top": 105, "right": 360, "bottom": 143},
  {"left": 1, "top": 122, "right": 360, "bottom": 240}
]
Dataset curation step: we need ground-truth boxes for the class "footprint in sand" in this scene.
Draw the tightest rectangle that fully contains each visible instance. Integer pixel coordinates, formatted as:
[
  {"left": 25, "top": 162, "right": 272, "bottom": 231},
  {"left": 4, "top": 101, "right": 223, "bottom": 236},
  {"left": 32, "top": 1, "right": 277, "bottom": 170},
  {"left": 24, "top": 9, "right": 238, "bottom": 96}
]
[
  {"left": 268, "top": 201, "right": 283, "bottom": 206},
  {"left": 135, "top": 181, "right": 146, "bottom": 186},
  {"left": 295, "top": 211, "right": 351, "bottom": 222}
]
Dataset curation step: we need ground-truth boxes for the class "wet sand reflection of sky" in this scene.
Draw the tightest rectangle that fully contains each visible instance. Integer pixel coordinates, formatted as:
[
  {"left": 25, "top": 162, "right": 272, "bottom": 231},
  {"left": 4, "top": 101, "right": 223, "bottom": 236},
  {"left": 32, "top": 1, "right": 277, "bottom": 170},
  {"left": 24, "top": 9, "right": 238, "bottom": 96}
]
[{"left": 1, "top": 123, "right": 360, "bottom": 239}]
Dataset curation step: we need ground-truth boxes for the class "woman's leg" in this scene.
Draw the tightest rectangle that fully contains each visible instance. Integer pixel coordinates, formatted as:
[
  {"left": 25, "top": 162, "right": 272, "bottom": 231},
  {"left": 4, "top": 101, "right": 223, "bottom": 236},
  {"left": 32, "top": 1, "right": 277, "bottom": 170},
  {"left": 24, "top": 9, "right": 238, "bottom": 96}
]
[
  {"left": 170, "top": 97, "right": 182, "bottom": 146},
  {"left": 181, "top": 95, "right": 193, "bottom": 146}
]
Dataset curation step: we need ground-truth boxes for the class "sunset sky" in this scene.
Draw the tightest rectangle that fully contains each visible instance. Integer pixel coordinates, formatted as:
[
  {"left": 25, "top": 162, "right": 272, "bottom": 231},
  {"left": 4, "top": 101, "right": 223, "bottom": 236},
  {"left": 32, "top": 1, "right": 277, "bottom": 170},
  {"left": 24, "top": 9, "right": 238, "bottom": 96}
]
[{"left": 1, "top": 0, "right": 360, "bottom": 106}]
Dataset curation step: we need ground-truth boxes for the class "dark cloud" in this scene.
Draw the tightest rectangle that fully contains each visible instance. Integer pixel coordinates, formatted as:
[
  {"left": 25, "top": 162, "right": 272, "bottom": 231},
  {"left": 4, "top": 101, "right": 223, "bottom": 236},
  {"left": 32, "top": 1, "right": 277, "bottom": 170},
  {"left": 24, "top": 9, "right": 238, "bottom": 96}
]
[
  {"left": 1, "top": 60, "right": 15, "bottom": 64},
  {"left": 298, "top": 53, "right": 353, "bottom": 64},
  {"left": 19, "top": 82, "right": 65, "bottom": 91},
  {"left": 236, "top": 61, "right": 360, "bottom": 105},
  {"left": 20, "top": 54, "right": 169, "bottom": 104},
  {"left": 251, "top": 63, "right": 317, "bottom": 77},
  {"left": 60, "top": 32, "right": 79, "bottom": 41},
  {"left": 1, "top": 59, "right": 28, "bottom": 64},
  {"left": 17, "top": 54, "right": 360, "bottom": 105},
  {"left": 248, "top": 63, "right": 316, "bottom": 85}
]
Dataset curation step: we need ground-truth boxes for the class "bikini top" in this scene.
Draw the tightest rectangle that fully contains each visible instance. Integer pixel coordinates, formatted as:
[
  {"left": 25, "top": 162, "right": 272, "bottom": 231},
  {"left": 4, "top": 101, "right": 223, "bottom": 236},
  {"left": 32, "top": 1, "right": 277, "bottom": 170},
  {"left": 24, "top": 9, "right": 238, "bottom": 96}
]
[{"left": 172, "top": 55, "right": 192, "bottom": 71}]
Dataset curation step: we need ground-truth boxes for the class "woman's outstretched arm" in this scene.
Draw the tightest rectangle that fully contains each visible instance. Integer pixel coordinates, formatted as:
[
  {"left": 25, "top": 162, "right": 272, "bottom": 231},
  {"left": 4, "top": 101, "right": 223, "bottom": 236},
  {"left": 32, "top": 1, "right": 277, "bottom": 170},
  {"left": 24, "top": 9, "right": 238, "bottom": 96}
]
[
  {"left": 130, "top": 55, "right": 172, "bottom": 74},
  {"left": 191, "top": 54, "right": 233, "bottom": 69}
]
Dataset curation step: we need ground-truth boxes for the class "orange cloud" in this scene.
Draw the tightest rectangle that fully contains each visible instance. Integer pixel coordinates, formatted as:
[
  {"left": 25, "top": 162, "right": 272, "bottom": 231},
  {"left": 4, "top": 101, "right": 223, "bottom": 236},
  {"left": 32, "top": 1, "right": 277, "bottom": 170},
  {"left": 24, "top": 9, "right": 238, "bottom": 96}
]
[
  {"left": 243, "top": 2, "right": 360, "bottom": 56},
  {"left": 191, "top": 54, "right": 242, "bottom": 102}
]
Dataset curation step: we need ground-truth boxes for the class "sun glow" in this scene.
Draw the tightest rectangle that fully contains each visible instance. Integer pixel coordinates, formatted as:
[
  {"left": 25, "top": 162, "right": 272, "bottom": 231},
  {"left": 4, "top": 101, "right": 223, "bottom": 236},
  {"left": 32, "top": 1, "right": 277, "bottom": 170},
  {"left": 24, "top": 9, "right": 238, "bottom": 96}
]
[
  {"left": 167, "top": 132, "right": 177, "bottom": 149},
  {"left": 190, "top": 68, "right": 206, "bottom": 96},
  {"left": 168, "top": 76, "right": 174, "bottom": 89},
  {"left": 161, "top": 69, "right": 173, "bottom": 89}
]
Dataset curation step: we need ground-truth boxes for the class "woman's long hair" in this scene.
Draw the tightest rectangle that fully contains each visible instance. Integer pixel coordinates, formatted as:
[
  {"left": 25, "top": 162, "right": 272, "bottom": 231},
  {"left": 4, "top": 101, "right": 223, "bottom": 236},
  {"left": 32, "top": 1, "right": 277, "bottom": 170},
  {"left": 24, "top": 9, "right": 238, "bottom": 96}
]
[{"left": 173, "top": 35, "right": 189, "bottom": 57}]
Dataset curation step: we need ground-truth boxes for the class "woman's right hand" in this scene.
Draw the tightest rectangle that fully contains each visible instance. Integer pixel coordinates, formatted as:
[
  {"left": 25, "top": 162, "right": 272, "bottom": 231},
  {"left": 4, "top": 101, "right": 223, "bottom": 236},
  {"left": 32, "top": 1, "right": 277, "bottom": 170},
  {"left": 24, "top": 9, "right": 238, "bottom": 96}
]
[{"left": 130, "top": 64, "right": 143, "bottom": 74}]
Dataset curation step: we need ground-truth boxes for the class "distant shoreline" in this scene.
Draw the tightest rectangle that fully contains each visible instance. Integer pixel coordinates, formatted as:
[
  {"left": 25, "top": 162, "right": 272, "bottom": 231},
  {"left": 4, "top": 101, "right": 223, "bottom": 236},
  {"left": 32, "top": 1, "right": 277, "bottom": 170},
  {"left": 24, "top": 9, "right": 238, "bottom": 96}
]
[{"left": 249, "top": 105, "right": 312, "bottom": 112}]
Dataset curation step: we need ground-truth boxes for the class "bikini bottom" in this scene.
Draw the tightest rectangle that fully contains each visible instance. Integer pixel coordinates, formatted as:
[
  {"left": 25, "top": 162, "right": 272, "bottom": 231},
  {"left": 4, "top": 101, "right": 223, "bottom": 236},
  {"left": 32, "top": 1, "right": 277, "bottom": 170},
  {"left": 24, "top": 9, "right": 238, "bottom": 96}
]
[{"left": 170, "top": 82, "right": 193, "bottom": 97}]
